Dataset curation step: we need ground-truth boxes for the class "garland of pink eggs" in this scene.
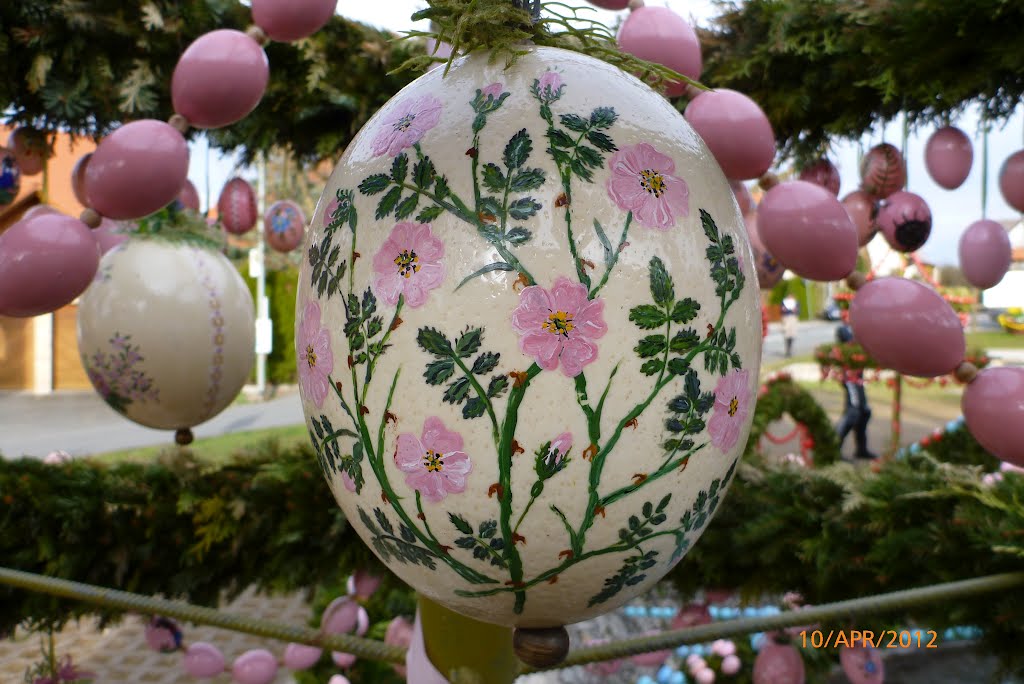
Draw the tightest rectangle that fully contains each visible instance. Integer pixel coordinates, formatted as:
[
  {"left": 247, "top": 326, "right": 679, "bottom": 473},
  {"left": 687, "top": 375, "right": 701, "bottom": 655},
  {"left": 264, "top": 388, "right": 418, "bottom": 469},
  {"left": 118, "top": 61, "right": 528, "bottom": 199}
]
[
  {"left": 0, "top": 0, "right": 337, "bottom": 319},
  {"left": 141, "top": 571, "right": 411, "bottom": 684},
  {"left": 603, "top": 0, "right": 1024, "bottom": 471}
]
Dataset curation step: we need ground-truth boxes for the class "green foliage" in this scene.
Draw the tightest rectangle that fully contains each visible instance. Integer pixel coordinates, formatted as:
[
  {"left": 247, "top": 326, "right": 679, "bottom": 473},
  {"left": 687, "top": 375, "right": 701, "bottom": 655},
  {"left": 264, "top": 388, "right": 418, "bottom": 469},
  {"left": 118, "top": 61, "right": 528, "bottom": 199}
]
[
  {"left": 747, "top": 374, "right": 840, "bottom": 466},
  {"left": 242, "top": 263, "right": 299, "bottom": 385}
]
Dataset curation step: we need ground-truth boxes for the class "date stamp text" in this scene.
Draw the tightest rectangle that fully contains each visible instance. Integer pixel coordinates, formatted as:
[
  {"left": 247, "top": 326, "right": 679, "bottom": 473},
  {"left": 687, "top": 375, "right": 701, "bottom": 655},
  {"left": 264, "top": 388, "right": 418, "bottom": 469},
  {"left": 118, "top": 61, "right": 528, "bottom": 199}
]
[{"left": 800, "top": 629, "right": 939, "bottom": 649}]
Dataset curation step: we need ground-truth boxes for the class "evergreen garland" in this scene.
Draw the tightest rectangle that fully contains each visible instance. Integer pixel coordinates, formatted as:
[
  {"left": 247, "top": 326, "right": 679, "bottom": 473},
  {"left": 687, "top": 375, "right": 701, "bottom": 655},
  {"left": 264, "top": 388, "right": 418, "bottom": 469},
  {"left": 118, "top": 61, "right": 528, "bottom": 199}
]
[{"left": 1, "top": 378, "right": 1021, "bottom": 672}]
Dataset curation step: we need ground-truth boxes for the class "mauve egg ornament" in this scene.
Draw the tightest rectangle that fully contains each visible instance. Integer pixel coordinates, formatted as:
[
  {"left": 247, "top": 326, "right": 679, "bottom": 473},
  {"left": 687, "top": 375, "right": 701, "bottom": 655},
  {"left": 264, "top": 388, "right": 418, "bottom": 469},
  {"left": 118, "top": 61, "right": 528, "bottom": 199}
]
[
  {"left": 94, "top": 217, "right": 133, "bottom": 255},
  {"left": 744, "top": 211, "right": 784, "bottom": 289},
  {"left": 962, "top": 367, "right": 1024, "bottom": 468},
  {"left": 7, "top": 126, "right": 48, "bottom": 176},
  {"left": 587, "top": 0, "right": 630, "bottom": 8},
  {"left": 757, "top": 180, "right": 858, "bottom": 281},
  {"left": 178, "top": 179, "right": 201, "bottom": 212},
  {"left": 251, "top": 0, "right": 338, "bottom": 42},
  {"left": 998, "top": 149, "right": 1024, "bottom": 213},
  {"left": 925, "top": 126, "right": 973, "bottom": 190},
  {"left": 22, "top": 204, "right": 59, "bottom": 221},
  {"left": 264, "top": 199, "right": 306, "bottom": 253},
  {"left": 171, "top": 30, "right": 269, "bottom": 129},
  {"left": 84, "top": 120, "right": 190, "bottom": 220},
  {"left": 231, "top": 649, "right": 278, "bottom": 684},
  {"left": 183, "top": 642, "right": 225, "bottom": 679},
  {"left": 618, "top": 6, "right": 702, "bottom": 98},
  {"left": 0, "top": 146, "right": 22, "bottom": 209},
  {"left": 798, "top": 158, "right": 840, "bottom": 196},
  {"left": 958, "top": 219, "right": 1011, "bottom": 290},
  {"left": 71, "top": 153, "right": 92, "bottom": 206},
  {"left": 876, "top": 190, "right": 931, "bottom": 253},
  {"left": 841, "top": 190, "right": 878, "bottom": 247},
  {"left": 0, "top": 214, "right": 100, "bottom": 318},
  {"left": 859, "top": 142, "right": 906, "bottom": 199},
  {"left": 753, "top": 642, "right": 805, "bottom": 684},
  {"left": 685, "top": 89, "right": 776, "bottom": 181},
  {"left": 849, "top": 277, "right": 965, "bottom": 378},
  {"left": 731, "top": 180, "right": 755, "bottom": 216},
  {"left": 297, "top": 46, "right": 761, "bottom": 629},
  {"left": 218, "top": 177, "right": 258, "bottom": 235},
  {"left": 840, "top": 645, "right": 885, "bottom": 684}
]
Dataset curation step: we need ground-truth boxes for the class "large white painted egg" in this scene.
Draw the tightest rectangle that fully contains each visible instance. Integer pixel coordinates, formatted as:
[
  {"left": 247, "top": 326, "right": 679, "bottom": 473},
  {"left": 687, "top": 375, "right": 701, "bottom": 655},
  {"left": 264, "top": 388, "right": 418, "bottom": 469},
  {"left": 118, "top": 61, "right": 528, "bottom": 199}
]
[
  {"left": 78, "top": 237, "right": 255, "bottom": 431},
  {"left": 297, "top": 46, "right": 762, "bottom": 627}
]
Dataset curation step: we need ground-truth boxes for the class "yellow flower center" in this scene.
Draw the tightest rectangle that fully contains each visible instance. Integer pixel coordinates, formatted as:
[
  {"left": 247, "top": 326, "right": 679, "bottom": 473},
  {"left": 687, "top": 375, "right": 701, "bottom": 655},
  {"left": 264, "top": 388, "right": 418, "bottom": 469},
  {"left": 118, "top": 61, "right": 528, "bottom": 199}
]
[
  {"left": 423, "top": 449, "right": 444, "bottom": 472},
  {"left": 542, "top": 310, "right": 575, "bottom": 337},
  {"left": 395, "top": 113, "right": 415, "bottom": 132},
  {"left": 639, "top": 169, "right": 666, "bottom": 198},
  {"left": 394, "top": 249, "right": 420, "bottom": 278},
  {"left": 728, "top": 396, "right": 739, "bottom": 417},
  {"left": 305, "top": 345, "right": 317, "bottom": 369}
]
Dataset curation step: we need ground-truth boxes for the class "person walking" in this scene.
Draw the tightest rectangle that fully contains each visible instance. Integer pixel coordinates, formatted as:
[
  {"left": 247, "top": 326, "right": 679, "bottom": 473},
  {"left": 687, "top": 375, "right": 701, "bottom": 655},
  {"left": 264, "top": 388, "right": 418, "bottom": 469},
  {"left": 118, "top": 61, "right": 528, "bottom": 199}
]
[
  {"left": 780, "top": 293, "right": 799, "bottom": 358},
  {"left": 835, "top": 324, "right": 878, "bottom": 460}
]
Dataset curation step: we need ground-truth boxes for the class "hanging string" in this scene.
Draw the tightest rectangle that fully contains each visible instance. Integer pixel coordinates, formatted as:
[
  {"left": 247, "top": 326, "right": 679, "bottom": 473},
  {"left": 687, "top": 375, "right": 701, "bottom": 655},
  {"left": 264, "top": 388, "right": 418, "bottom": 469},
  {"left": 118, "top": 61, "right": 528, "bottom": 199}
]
[
  {"left": 901, "top": 110, "right": 910, "bottom": 188},
  {"left": 981, "top": 114, "right": 990, "bottom": 219}
]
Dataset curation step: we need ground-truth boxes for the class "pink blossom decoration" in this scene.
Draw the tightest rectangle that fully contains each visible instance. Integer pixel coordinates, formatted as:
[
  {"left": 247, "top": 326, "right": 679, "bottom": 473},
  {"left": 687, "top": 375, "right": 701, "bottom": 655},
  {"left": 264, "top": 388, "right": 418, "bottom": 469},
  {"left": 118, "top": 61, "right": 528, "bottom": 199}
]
[
  {"left": 340, "top": 470, "right": 357, "bottom": 492},
  {"left": 297, "top": 300, "right": 334, "bottom": 408},
  {"left": 536, "top": 71, "right": 563, "bottom": 101},
  {"left": 372, "top": 222, "right": 445, "bottom": 308},
  {"left": 607, "top": 142, "right": 690, "bottom": 230},
  {"left": 707, "top": 369, "right": 752, "bottom": 452},
  {"left": 550, "top": 432, "right": 573, "bottom": 461},
  {"left": 371, "top": 95, "right": 443, "bottom": 157},
  {"left": 395, "top": 417, "right": 472, "bottom": 502},
  {"left": 511, "top": 277, "right": 607, "bottom": 377},
  {"left": 481, "top": 82, "right": 503, "bottom": 100}
]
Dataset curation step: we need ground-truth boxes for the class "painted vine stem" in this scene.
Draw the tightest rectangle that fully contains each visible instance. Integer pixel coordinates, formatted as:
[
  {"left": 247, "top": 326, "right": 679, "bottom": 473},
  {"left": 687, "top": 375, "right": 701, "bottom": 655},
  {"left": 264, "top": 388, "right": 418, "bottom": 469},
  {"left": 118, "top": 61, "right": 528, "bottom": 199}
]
[{"left": 306, "top": 73, "right": 749, "bottom": 614}]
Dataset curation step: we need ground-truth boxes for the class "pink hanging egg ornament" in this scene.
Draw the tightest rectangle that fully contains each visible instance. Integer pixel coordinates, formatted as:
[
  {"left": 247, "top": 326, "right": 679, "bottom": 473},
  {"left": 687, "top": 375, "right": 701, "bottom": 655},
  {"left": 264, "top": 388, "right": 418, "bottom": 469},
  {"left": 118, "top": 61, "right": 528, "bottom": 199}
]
[
  {"left": 876, "top": 190, "right": 932, "bottom": 253},
  {"left": 0, "top": 214, "right": 100, "bottom": 318},
  {"left": 22, "top": 204, "right": 59, "bottom": 221},
  {"left": 144, "top": 616, "right": 183, "bottom": 653},
  {"left": 71, "top": 153, "right": 92, "bottom": 206},
  {"left": 0, "top": 146, "right": 22, "bottom": 209},
  {"left": 251, "top": 0, "right": 337, "bottom": 42},
  {"left": 587, "top": 0, "right": 630, "bottom": 8},
  {"left": 859, "top": 143, "right": 906, "bottom": 199},
  {"left": 757, "top": 180, "right": 858, "bottom": 281},
  {"left": 840, "top": 645, "right": 885, "bottom": 684},
  {"left": 231, "top": 648, "right": 278, "bottom": 684},
  {"left": 264, "top": 199, "right": 306, "bottom": 253},
  {"left": 321, "top": 596, "right": 370, "bottom": 636},
  {"left": 841, "top": 190, "right": 879, "bottom": 247},
  {"left": 744, "top": 211, "right": 784, "bottom": 289},
  {"left": 283, "top": 643, "right": 322, "bottom": 671},
  {"left": 959, "top": 219, "right": 1012, "bottom": 289},
  {"left": 731, "top": 180, "right": 755, "bottom": 216},
  {"left": 346, "top": 570, "right": 383, "bottom": 600},
  {"left": 218, "top": 177, "right": 258, "bottom": 235},
  {"left": 752, "top": 642, "right": 805, "bottom": 684},
  {"left": 963, "top": 367, "right": 1024, "bottom": 467},
  {"left": 84, "top": 120, "right": 190, "bottom": 220},
  {"left": 7, "top": 127, "right": 49, "bottom": 176},
  {"left": 183, "top": 642, "right": 226, "bottom": 679},
  {"left": 618, "top": 6, "right": 702, "bottom": 98},
  {"left": 925, "top": 126, "right": 973, "bottom": 190},
  {"left": 998, "top": 149, "right": 1024, "bottom": 213},
  {"left": 93, "top": 217, "right": 133, "bottom": 255},
  {"left": 685, "top": 89, "right": 776, "bottom": 180},
  {"left": 178, "top": 180, "right": 201, "bottom": 212},
  {"left": 849, "top": 277, "right": 965, "bottom": 378},
  {"left": 798, "top": 158, "right": 840, "bottom": 195},
  {"left": 721, "top": 654, "right": 742, "bottom": 675},
  {"left": 384, "top": 616, "right": 415, "bottom": 678},
  {"left": 171, "top": 30, "right": 269, "bottom": 129}
]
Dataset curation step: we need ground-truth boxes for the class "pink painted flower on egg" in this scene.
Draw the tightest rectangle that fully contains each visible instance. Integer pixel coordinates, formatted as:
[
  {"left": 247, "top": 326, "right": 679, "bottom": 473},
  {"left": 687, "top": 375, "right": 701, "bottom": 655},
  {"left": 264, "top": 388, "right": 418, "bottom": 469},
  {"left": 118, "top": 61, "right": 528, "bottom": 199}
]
[
  {"left": 511, "top": 277, "right": 608, "bottom": 377},
  {"left": 371, "top": 95, "right": 443, "bottom": 157},
  {"left": 395, "top": 417, "right": 472, "bottom": 502},
  {"left": 297, "top": 300, "right": 334, "bottom": 408},
  {"left": 371, "top": 222, "right": 445, "bottom": 307},
  {"left": 481, "top": 82, "right": 503, "bottom": 99},
  {"left": 707, "top": 369, "right": 752, "bottom": 452},
  {"left": 340, "top": 470, "right": 357, "bottom": 493},
  {"left": 607, "top": 143, "right": 689, "bottom": 229},
  {"left": 535, "top": 71, "right": 564, "bottom": 102}
]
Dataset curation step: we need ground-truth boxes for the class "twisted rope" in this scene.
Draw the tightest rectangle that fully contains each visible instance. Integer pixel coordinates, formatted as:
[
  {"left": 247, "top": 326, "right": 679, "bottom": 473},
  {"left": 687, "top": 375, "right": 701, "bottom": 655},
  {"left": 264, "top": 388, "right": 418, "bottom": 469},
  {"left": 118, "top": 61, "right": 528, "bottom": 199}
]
[{"left": 0, "top": 567, "right": 406, "bottom": 665}]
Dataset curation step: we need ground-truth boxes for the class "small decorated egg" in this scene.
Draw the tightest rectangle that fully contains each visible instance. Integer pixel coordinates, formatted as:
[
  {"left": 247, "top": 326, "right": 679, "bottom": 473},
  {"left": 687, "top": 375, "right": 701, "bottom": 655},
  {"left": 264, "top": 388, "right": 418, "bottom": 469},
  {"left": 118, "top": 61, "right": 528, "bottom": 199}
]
[
  {"left": 77, "top": 230, "right": 254, "bottom": 431},
  {"left": 264, "top": 199, "right": 306, "bottom": 252},
  {"left": 297, "top": 46, "right": 761, "bottom": 629},
  {"left": 218, "top": 177, "right": 258, "bottom": 235},
  {"left": 0, "top": 147, "right": 22, "bottom": 209}
]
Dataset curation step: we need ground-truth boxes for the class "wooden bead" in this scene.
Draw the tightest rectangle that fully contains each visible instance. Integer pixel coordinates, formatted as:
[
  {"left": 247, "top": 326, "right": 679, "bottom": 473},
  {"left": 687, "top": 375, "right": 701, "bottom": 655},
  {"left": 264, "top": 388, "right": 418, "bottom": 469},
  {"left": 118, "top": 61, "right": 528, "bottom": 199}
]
[
  {"left": 628, "top": 0, "right": 646, "bottom": 9},
  {"left": 954, "top": 361, "right": 978, "bottom": 384},
  {"left": 79, "top": 208, "right": 102, "bottom": 228},
  {"left": 845, "top": 271, "right": 868, "bottom": 291},
  {"left": 175, "top": 428, "right": 195, "bottom": 446},
  {"left": 758, "top": 172, "right": 780, "bottom": 191},
  {"left": 167, "top": 113, "right": 190, "bottom": 135},
  {"left": 246, "top": 24, "right": 269, "bottom": 46},
  {"left": 513, "top": 626, "right": 570, "bottom": 669}
]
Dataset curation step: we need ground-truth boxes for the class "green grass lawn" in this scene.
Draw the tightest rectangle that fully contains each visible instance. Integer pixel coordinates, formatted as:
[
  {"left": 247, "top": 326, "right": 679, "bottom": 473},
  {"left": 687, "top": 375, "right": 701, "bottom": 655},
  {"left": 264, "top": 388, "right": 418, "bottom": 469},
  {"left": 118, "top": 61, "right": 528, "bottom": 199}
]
[
  {"left": 965, "top": 330, "right": 1024, "bottom": 350},
  {"left": 92, "top": 424, "right": 310, "bottom": 465}
]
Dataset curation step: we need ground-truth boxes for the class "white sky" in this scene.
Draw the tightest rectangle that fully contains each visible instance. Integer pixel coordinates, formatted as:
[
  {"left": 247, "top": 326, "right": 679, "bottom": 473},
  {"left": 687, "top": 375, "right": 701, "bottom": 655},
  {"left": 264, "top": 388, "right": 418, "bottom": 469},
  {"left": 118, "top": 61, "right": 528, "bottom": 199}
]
[{"left": 191, "top": 1, "right": 1024, "bottom": 266}]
